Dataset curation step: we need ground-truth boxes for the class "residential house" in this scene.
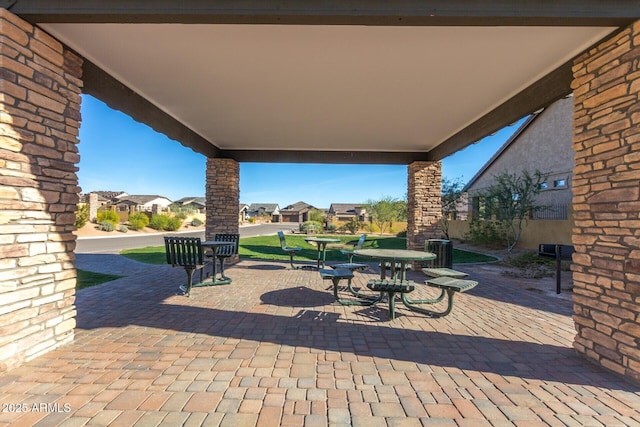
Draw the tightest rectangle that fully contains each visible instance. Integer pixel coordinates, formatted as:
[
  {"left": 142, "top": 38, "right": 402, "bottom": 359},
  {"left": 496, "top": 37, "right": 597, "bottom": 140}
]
[
  {"left": 112, "top": 195, "right": 173, "bottom": 213},
  {"left": 327, "top": 203, "right": 367, "bottom": 223},
  {"left": 279, "top": 201, "right": 315, "bottom": 223},
  {"left": 79, "top": 190, "right": 127, "bottom": 207},
  {"left": 246, "top": 203, "right": 280, "bottom": 222},
  {"left": 173, "top": 196, "right": 206, "bottom": 213},
  {"left": 463, "top": 96, "right": 574, "bottom": 220}
]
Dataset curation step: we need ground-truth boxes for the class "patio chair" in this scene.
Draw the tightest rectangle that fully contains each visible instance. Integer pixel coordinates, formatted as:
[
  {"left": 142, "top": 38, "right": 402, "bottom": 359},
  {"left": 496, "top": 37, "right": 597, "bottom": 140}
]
[
  {"left": 209, "top": 233, "right": 239, "bottom": 283},
  {"left": 278, "top": 230, "right": 302, "bottom": 269},
  {"left": 164, "top": 236, "right": 208, "bottom": 297},
  {"left": 341, "top": 234, "right": 366, "bottom": 263}
]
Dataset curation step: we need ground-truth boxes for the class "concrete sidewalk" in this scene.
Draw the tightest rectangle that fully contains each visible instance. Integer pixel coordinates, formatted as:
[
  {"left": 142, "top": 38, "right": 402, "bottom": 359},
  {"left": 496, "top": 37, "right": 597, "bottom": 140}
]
[{"left": 1, "top": 255, "right": 638, "bottom": 426}]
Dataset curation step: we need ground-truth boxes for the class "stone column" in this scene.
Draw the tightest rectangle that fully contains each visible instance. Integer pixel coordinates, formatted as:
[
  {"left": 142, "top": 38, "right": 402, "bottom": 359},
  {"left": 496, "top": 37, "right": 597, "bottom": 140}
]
[
  {"left": 571, "top": 20, "right": 640, "bottom": 382},
  {"left": 205, "top": 158, "right": 240, "bottom": 241},
  {"left": 0, "top": 9, "right": 82, "bottom": 371},
  {"left": 88, "top": 192, "right": 99, "bottom": 222},
  {"left": 406, "top": 161, "right": 442, "bottom": 254}
]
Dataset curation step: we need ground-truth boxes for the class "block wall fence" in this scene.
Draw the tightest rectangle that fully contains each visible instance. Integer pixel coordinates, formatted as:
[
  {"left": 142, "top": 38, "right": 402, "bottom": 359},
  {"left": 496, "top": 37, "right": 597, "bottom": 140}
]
[{"left": 0, "top": 9, "right": 82, "bottom": 371}]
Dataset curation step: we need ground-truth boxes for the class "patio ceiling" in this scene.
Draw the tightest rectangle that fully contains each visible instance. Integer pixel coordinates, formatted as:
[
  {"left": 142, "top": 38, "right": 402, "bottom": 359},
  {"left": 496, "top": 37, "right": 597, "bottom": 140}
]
[{"left": 10, "top": 1, "right": 637, "bottom": 164}]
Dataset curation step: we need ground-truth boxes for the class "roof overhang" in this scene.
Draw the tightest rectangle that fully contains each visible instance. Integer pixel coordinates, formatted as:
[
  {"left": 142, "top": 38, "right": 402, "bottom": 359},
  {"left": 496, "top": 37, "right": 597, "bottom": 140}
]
[{"left": 9, "top": 1, "right": 637, "bottom": 164}]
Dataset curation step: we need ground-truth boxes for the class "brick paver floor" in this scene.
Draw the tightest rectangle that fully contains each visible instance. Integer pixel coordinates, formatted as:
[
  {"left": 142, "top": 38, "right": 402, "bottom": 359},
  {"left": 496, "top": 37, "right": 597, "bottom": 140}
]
[{"left": 1, "top": 254, "right": 639, "bottom": 426}]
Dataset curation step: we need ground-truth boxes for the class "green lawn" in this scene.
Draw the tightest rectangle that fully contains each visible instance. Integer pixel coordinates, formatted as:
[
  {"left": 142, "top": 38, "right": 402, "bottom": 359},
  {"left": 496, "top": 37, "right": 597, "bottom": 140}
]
[
  {"left": 120, "top": 235, "right": 497, "bottom": 265},
  {"left": 76, "top": 269, "right": 123, "bottom": 290}
]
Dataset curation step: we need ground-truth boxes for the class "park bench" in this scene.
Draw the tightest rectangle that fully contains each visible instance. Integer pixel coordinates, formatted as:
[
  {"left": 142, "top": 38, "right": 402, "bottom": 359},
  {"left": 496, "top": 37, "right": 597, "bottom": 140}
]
[
  {"left": 164, "top": 236, "right": 209, "bottom": 297},
  {"left": 319, "top": 268, "right": 382, "bottom": 306},
  {"left": 401, "top": 276, "right": 478, "bottom": 318},
  {"left": 366, "top": 279, "right": 416, "bottom": 320}
]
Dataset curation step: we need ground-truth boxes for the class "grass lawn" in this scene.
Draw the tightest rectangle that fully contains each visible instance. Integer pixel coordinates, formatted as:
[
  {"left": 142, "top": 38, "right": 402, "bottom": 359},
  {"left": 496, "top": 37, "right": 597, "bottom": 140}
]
[
  {"left": 120, "top": 235, "right": 497, "bottom": 265},
  {"left": 76, "top": 269, "right": 123, "bottom": 290}
]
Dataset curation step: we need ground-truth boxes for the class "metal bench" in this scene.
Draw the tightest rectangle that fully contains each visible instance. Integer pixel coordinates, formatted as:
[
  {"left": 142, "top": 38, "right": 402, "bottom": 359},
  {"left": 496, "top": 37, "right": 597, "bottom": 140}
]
[
  {"left": 319, "top": 268, "right": 382, "bottom": 306},
  {"left": 164, "top": 236, "right": 208, "bottom": 297},
  {"left": 366, "top": 279, "right": 415, "bottom": 320},
  {"left": 402, "top": 276, "right": 478, "bottom": 318}
]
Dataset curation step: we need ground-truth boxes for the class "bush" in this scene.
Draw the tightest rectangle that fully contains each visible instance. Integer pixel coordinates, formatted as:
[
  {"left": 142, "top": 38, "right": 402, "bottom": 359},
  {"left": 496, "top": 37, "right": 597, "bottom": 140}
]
[
  {"left": 98, "top": 221, "right": 115, "bottom": 232},
  {"left": 74, "top": 205, "right": 89, "bottom": 228},
  {"left": 300, "top": 221, "right": 322, "bottom": 234},
  {"left": 97, "top": 210, "right": 119, "bottom": 226},
  {"left": 344, "top": 217, "right": 361, "bottom": 234},
  {"left": 165, "top": 216, "right": 182, "bottom": 231},
  {"left": 396, "top": 230, "right": 407, "bottom": 238},
  {"left": 128, "top": 212, "right": 149, "bottom": 231},
  {"left": 118, "top": 224, "right": 129, "bottom": 233},
  {"left": 326, "top": 223, "right": 337, "bottom": 232},
  {"left": 191, "top": 218, "right": 203, "bottom": 227},
  {"left": 149, "top": 214, "right": 169, "bottom": 230}
]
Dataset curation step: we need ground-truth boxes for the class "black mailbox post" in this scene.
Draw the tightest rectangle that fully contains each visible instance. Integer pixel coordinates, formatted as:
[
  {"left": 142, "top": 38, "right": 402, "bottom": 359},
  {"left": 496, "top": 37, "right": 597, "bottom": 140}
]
[{"left": 538, "top": 244, "right": 575, "bottom": 294}]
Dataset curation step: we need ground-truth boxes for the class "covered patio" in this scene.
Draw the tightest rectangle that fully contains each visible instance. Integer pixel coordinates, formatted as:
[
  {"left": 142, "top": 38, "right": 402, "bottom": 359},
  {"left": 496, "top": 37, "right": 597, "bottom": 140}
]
[
  {"left": 1, "top": 255, "right": 638, "bottom": 425},
  {"left": 1, "top": 0, "right": 640, "bottom": 403}
]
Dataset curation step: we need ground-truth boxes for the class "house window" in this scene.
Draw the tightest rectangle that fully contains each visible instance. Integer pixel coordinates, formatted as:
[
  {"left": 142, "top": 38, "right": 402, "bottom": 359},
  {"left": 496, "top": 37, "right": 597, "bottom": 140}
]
[
  {"left": 539, "top": 182, "right": 548, "bottom": 190},
  {"left": 554, "top": 179, "right": 566, "bottom": 188}
]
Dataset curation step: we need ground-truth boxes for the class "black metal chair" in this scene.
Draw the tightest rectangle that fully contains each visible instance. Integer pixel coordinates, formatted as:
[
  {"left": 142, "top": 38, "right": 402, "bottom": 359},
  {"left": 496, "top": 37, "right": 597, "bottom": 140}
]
[
  {"left": 164, "top": 236, "right": 207, "bottom": 297},
  {"left": 278, "top": 231, "right": 302, "bottom": 269},
  {"left": 210, "top": 233, "right": 239, "bottom": 283}
]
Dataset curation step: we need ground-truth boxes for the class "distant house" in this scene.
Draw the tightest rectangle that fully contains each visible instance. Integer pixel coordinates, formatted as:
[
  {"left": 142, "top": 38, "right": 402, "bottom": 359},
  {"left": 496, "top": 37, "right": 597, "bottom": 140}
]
[
  {"left": 173, "top": 196, "right": 206, "bottom": 213},
  {"left": 327, "top": 203, "right": 367, "bottom": 222},
  {"left": 112, "top": 195, "right": 173, "bottom": 212},
  {"left": 463, "top": 96, "right": 573, "bottom": 220},
  {"left": 280, "top": 201, "right": 315, "bottom": 223},
  {"left": 239, "top": 204, "right": 249, "bottom": 222},
  {"left": 247, "top": 203, "right": 280, "bottom": 222}
]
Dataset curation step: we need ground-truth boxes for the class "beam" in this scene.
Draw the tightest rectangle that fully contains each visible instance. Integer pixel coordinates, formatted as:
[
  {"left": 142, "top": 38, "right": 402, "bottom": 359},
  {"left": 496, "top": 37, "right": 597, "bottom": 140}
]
[
  {"left": 221, "top": 150, "right": 431, "bottom": 165},
  {"left": 82, "top": 60, "right": 221, "bottom": 158},
  {"left": 427, "top": 59, "right": 573, "bottom": 161},
  {"left": 8, "top": 0, "right": 640, "bottom": 26}
]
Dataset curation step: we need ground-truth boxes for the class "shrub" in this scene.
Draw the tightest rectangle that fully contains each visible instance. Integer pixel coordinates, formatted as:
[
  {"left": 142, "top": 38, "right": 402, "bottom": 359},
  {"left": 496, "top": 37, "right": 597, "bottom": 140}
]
[
  {"left": 127, "top": 212, "right": 149, "bottom": 231},
  {"left": 344, "top": 217, "right": 361, "bottom": 234},
  {"left": 396, "top": 230, "right": 407, "bottom": 238},
  {"left": 98, "top": 221, "right": 115, "bottom": 232},
  {"left": 118, "top": 224, "right": 129, "bottom": 233},
  {"left": 74, "top": 205, "right": 89, "bottom": 228},
  {"left": 326, "top": 223, "right": 337, "bottom": 232},
  {"left": 300, "top": 221, "right": 322, "bottom": 234},
  {"left": 149, "top": 214, "right": 169, "bottom": 230},
  {"left": 165, "top": 216, "right": 182, "bottom": 231},
  {"left": 191, "top": 218, "right": 203, "bottom": 227},
  {"left": 97, "top": 210, "right": 119, "bottom": 225}
]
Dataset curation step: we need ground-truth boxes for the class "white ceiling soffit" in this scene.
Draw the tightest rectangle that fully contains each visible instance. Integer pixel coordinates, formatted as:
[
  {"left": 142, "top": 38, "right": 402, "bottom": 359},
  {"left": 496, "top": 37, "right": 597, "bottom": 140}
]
[{"left": 43, "top": 24, "right": 615, "bottom": 153}]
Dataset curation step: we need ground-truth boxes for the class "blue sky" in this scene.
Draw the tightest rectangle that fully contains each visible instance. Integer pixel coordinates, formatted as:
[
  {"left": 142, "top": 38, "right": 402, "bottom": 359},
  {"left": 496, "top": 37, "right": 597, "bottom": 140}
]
[{"left": 78, "top": 95, "right": 522, "bottom": 208}]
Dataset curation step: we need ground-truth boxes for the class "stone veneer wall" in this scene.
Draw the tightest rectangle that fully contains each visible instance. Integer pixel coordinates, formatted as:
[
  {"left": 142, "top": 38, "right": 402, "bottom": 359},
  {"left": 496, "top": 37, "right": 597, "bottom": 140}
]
[
  {"left": 571, "top": 20, "right": 640, "bottom": 382},
  {"left": 406, "top": 161, "right": 442, "bottom": 253},
  {"left": 205, "top": 158, "right": 240, "bottom": 241},
  {"left": 0, "top": 10, "right": 82, "bottom": 371}
]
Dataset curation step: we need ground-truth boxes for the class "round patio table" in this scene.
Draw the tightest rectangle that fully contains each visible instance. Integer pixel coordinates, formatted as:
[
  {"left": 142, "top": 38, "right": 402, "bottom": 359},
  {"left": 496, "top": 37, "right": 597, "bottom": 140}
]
[
  {"left": 354, "top": 248, "right": 436, "bottom": 281},
  {"left": 304, "top": 237, "right": 340, "bottom": 269}
]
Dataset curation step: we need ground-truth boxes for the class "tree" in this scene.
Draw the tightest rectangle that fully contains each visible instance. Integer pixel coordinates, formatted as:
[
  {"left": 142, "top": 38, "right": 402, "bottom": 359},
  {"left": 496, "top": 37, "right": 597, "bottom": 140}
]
[
  {"left": 441, "top": 177, "right": 465, "bottom": 239},
  {"left": 365, "top": 196, "right": 404, "bottom": 235},
  {"left": 308, "top": 208, "right": 327, "bottom": 224},
  {"left": 480, "top": 170, "right": 547, "bottom": 252}
]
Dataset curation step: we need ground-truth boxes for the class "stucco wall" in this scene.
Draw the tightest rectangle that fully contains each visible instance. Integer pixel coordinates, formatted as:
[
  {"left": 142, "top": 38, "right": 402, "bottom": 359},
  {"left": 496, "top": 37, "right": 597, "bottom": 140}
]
[{"left": 467, "top": 97, "right": 574, "bottom": 207}]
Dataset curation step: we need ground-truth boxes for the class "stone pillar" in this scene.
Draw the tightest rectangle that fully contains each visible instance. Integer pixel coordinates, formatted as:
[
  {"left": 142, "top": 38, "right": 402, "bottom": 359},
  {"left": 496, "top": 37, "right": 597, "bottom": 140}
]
[
  {"left": 0, "top": 10, "right": 82, "bottom": 371},
  {"left": 205, "top": 158, "right": 240, "bottom": 241},
  {"left": 88, "top": 192, "right": 98, "bottom": 222},
  {"left": 571, "top": 20, "right": 640, "bottom": 382},
  {"left": 407, "top": 161, "right": 442, "bottom": 254}
]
